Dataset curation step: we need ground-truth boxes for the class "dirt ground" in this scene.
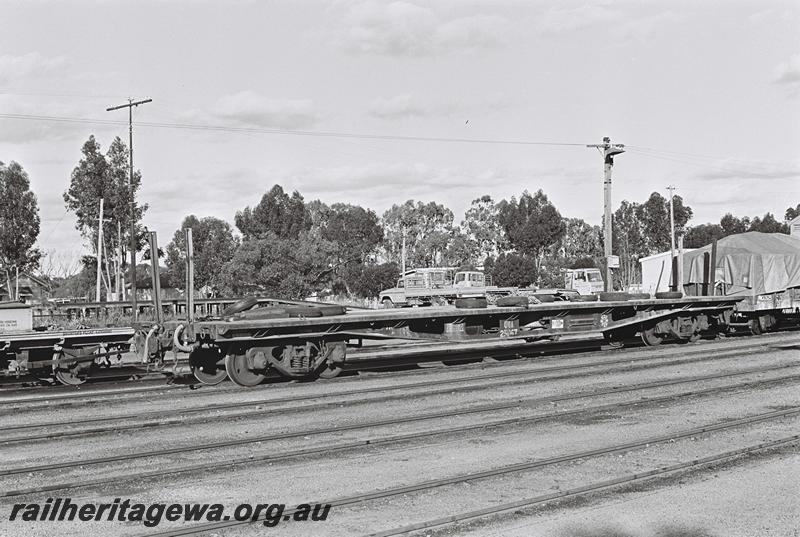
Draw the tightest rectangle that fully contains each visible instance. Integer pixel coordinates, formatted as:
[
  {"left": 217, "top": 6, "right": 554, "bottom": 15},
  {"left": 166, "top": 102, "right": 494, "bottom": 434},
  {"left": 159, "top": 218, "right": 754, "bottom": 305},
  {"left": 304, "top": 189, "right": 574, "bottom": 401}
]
[{"left": 1, "top": 334, "right": 798, "bottom": 537}]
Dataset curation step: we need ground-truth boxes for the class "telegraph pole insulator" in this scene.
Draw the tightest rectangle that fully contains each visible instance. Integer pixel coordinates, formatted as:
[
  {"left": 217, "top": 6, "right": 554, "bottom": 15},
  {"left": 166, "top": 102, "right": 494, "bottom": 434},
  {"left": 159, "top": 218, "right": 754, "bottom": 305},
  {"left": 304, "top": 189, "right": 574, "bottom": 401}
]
[{"left": 587, "top": 137, "right": 625, "bottom": 292}]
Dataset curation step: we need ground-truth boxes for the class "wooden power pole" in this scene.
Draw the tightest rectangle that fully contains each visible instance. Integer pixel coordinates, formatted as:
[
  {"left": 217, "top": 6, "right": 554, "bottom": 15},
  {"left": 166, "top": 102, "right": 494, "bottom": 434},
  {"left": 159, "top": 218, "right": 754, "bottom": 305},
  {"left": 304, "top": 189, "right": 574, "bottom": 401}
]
[
  {"left": 587, "top": 137, "right": 625, "bottom": 292},
  {"left": 106, "top": 98, "right": 152, "bottom": 320}
]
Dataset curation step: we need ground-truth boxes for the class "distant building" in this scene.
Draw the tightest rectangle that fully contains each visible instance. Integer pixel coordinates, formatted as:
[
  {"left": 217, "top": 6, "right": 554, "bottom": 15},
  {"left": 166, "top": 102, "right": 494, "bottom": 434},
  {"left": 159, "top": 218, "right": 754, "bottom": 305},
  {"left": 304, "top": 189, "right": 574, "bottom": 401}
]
[
  {"left": 0, "top": 272, "right": 51, "bottom": 303},
  {"left": 639, "top": 249, "right": 697, "bottom": 294},
  {"left": 790, "top": 215, "right": 800, "bottom": 238}
]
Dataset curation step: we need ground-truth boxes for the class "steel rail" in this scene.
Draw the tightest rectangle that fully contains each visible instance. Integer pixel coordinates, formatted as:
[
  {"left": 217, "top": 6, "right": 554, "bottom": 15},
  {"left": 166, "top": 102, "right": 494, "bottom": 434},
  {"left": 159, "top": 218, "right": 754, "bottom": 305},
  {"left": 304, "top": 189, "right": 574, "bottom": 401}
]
[
  {"left": 4, "top": 371, "right": 799, "bottom": 499},
  {"left": 2, "top": 329, "right": 794, "bottom": 406},
  {"left": 365, "top": 435, "right": 800, "bottom": 537},
  {"left": 2, "top": 359, "right": 798, "bottom": 479},
  {"left": 134, "top": 408, "right": 800, "bottom": 536},
  {"left": 0, "top": 342, "right": 784, "bottom": 440}
]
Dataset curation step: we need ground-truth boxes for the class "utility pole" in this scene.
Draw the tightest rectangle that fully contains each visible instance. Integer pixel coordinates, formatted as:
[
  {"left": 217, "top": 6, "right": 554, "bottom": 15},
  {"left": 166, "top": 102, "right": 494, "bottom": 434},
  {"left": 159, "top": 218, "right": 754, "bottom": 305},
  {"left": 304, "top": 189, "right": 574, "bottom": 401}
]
[
  {"left": 107, "top": 98, "right": 152, "bottom": 320},
  {"left": 401, "top": 227, "right": 407, "bottom": 276},
  {"left": 96, "top": 198, "right": 104, "bottom": 302},
  {"left": 666, "top": 185, "right": 677, "bottom": 291},
  {"left": 587, "top": 137, "right": 625, "bottom": 292}
]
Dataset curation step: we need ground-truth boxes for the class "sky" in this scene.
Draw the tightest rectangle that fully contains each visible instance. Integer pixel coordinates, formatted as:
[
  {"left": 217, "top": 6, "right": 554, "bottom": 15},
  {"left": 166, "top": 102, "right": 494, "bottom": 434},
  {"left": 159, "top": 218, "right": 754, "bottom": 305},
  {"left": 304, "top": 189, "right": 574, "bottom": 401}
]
[{"left": 1, "top": 0, "right": 798, "bottom": 270}]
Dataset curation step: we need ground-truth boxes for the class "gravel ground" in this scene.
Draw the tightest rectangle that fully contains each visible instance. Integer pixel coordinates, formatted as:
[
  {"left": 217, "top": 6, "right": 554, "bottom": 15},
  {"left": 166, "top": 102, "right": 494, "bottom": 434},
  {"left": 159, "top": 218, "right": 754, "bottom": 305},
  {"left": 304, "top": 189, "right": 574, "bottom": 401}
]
[{"left": 1, "top": 335, "right": 797, "bottom": 537}]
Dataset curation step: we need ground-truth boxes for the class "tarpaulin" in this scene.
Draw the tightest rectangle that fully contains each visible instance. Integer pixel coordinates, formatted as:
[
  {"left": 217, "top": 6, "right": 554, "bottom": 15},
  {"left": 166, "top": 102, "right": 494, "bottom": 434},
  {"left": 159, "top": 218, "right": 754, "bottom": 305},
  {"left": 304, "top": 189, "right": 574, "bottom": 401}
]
[{"left": 683, "top": 232, "right": 800, "bottom": 296}]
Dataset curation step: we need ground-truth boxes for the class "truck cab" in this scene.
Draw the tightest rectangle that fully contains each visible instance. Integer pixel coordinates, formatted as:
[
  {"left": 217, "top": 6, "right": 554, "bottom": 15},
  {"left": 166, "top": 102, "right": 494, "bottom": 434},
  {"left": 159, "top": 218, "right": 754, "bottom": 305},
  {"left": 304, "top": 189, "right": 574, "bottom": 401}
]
[
  {"left": 453, "top": 271, "right": 491, "bottom": 288},
  {"left": 564, "top": 268, "right": 604, "bottom": 295}
]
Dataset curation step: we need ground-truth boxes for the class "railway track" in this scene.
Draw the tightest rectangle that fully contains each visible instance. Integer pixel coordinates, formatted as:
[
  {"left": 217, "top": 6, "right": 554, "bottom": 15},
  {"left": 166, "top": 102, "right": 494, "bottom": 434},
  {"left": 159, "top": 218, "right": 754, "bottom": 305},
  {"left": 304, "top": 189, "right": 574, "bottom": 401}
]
[
  {"left": 3, "top": 358, "right": 798, "bottom": 497},
  {"left": 2, "top": 331, "right": 794, "bottom": 412},
  {"left": 132, "top": 407, "right": 800, "bottom": 536},
  {"left": 364, "top": 435, "right": 799, "bottom": 537},
  {"left": 1, "top": 338, "right": 791, "bottom": 441}
]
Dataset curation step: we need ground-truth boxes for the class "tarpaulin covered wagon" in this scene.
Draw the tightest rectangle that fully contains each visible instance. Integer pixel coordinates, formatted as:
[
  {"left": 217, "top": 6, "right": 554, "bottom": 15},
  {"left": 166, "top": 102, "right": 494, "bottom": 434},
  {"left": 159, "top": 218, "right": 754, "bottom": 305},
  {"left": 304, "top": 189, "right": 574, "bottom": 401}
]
[{"left": 683, "top": 232, "right": 800, "bottom": 333}]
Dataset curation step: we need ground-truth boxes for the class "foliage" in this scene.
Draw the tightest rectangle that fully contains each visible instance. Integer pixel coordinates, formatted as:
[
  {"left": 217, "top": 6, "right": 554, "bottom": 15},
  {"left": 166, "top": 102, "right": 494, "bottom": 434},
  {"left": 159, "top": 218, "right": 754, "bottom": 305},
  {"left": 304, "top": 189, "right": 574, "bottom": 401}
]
[
  {"left": 786, "top": 204, "right": 800, "bottom": 222},
  {"left": 748, "top": 212, "right": 789, "bottom": 234},
  {"left": 64, "top": 135, "right": 148, "bottom": 259},
  {"left": 235, "top": 184, "right": 311, "bottom": 240},
  {"left": 0, "top": 161, "right": 41, "bottom": 296},
  {"left": 497, "top": 190, "right": 565, "bottom": 272},
  {"left": 218, "top": 230, "right": 337, "bottom": 299},
  {"left": 559, "top": 217, "right": 602, "bottom": 261},
  {"left": 485, "top": 253, "right": 538, "bottom": 287},
  {"left": 343, "top": 262, "right": 400, "bottom": 298},
  {"left": 165, "top": 215, "right": 238, "bottom": 290},
  {"left": 638, "top": 192, "right": 692, "bottom": 253},
  {"left": 382, "top": 200, "right": 455, "bottom": 268},
  {"left": 441, "top": 231, "right": 478, "bottom": 268},
  {"left": 461, "top": 195, "right": 506, "bottom": 261},
  {"left": 684, "top": 224, "right": 725, "bottom": 248}
]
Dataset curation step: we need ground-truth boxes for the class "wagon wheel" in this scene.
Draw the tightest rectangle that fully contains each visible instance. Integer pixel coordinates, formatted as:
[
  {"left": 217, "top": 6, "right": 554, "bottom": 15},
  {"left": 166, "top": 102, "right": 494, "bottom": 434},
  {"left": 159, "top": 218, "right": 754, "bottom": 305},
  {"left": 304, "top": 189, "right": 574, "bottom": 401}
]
[
  {"left": 603, "top": 330, "right": 626, "bottom": 349},
  {"left": 189, "top": 347, "right": 228, "bottom": 385},
  {"left": 640, "top": 326, "right": 664, "bottom": 346},
  {"left": 225, "top": 353, "right": 267, "bottom": 387},
  {"left": 678, "top": 318, "right": 701, "bottom": 344},
  {"left": 53, "top": 352, "right": 87, "bottom": 386},
  {"left": 315, "top": 342, "right": 345, "bottom": 379}
]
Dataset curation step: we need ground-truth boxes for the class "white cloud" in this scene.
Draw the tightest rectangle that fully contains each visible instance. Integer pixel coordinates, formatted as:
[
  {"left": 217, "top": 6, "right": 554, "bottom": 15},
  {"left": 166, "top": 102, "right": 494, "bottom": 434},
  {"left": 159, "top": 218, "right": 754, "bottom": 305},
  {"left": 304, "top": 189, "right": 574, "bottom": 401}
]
[
  {"left": 0, "top": 96, "right": 109, "bottom": 144},
  {"left": 368, "top": 92, "right": 512, "bottom": 120},
  {"left": 182, "top": 90, "right": 321, "bottom": 130},
  {"left": 328, "top": 1, "right": 510, "bottom": 56},
  {"left": 773, "top": 53, "right": 800, "bottom": 91},
  {"left": 537, "top": 3, "right": 623, "bottom": 34},
  {"left": 614, "top": 11, "right": 682, "bottom": 42},
  {"left": 0, "top": 52, "right": 68, "bottom": 86},
  {"left": 696, "top": 159, "right": 800, "bottom": 181}
]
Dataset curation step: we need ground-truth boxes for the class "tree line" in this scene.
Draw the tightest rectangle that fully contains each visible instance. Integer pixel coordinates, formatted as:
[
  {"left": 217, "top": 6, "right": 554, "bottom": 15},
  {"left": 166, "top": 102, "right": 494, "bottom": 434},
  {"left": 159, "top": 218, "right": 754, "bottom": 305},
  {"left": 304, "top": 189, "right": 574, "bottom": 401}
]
[{"left": 1, "top": 134, "right": 798, "bottom": 301}]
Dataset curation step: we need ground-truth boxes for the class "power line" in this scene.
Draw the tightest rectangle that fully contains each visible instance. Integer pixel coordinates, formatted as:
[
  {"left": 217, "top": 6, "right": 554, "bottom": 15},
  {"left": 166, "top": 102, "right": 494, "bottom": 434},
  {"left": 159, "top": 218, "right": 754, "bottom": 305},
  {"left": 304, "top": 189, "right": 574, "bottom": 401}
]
[{"left": 0, "top": 112, "right": 590, "bottom": 147}]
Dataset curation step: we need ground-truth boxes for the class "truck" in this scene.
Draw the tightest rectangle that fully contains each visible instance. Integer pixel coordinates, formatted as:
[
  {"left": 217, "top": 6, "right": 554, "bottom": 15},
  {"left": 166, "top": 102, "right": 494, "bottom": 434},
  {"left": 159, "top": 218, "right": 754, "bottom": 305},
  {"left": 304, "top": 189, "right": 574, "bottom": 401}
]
[
  {"left": 563, "top": 268, "right": 604, "bottom": 295},
  {"left": 379, "top": 268, "right": 516, "bottom": 308}
]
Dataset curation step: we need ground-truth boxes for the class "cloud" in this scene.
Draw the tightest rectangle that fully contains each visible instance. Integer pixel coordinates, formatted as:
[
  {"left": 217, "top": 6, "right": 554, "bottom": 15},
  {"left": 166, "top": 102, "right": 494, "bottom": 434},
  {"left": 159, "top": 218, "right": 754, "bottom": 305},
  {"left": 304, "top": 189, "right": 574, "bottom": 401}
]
[
  {"left": 327, "top": 1, "right": 510, "bottom": 56},
  {"left": 182, "top": 90, "right": 321, "bottom": 130},
  {"left": 772, "top": 53, "right": 800, "bottom": 91},
  {"left": 696, "top": 160, "right": 800, "bottom": 181},
  {"left": 0, "top": 52, "right": 68, "bottom": 86},
  {"left": 367, "top": 92, "right": 512, "bottom": 120},
  {"left": 0, "top": 96, "right": 111, "bottom": 144},
  {"left": 537, "top": 3, "right": 623, "bottom": 34},
  {"left": 614, "top": 11, "right": 682, "bottom": 42}
]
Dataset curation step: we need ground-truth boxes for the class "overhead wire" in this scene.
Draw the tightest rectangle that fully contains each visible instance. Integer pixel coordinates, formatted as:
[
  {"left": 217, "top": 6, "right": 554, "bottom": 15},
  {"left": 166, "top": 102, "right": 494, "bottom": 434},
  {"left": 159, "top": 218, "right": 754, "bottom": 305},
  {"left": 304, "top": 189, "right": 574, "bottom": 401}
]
[{"left": 0, "top": 112, "right": 589, "bottom": 147}]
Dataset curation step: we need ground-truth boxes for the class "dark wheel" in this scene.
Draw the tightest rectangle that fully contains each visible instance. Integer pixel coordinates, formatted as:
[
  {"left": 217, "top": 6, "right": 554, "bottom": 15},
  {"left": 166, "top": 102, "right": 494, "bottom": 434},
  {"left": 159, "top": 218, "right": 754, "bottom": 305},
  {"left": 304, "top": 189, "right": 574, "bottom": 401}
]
[
  {"left": 222, "top": 296, "right": 258, "bottom": 316},
  {"left": 599, "top": 292, "right": 631, "bottom": 302},
  {"left": 749, "top": 317, "right": 763, "bottom": 335},
  {"left": 189, "top": 347, "right": 227, "bottom": 385},
  {"left": 316, "top": 342, "right": 345, "bottom": 379},
  {"left": 496, "top": 296, "right": 529, "bottom": 307},
  {"left": 640, "top": 326, "right": 664, "bottom": 346},
  {"left": 455, "top": 297, "right": 488, "bottom": 309},
  {"left": 54, "top": 357, "right": 87, "bottom": 386},
  {"left": 603, "top": 330, "right": 627, "bottom": 349},
  {"left": 382, "top": 298, "right": 394, "bottom": 309},
  {"left": 655, "top": 291, "right": 683, "bottom": 300},
  {"left": 225, "top": 353, "right": 266, "bottom": 387}
]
